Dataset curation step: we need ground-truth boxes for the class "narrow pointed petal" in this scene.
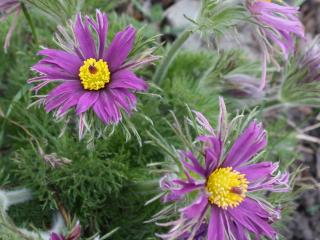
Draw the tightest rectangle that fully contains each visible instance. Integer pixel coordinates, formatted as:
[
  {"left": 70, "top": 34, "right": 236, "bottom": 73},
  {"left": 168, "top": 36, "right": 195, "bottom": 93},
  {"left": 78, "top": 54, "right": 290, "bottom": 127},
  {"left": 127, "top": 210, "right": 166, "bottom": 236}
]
[
  {"left": 109, "top": 69, "right": 148, "bottom": 91},
  {"left": 237, "top": 162, "right": 278, "bottom": 182},
  {"left": 227, "top": 198, "right": 277, "bottom": 239},
  {"left": 86, "top": 10, "right": 108, "bottom": 59},
  {"left": 38, "top": 49, "right": 82, "bottom": 75},
  {"left": 180, "top": 195, "right": 208, "bottom": 219},
  {"left": 105, "top": 26, "right": 136, "bottom": 72},
  {"left": 74, "top": 13, "right": 97, "bottom": 59},
  {"left": 179, "top": 151, "right": 206, "bottom": 177},
  {"left": 207, "top": 207, "right": 225, "bottom": 240},
  {"left": 76, "top": 92, "right": 99, "bottom": 115},
  {"left": 222, "top": 121, "right": 267, "bottom": 168}
]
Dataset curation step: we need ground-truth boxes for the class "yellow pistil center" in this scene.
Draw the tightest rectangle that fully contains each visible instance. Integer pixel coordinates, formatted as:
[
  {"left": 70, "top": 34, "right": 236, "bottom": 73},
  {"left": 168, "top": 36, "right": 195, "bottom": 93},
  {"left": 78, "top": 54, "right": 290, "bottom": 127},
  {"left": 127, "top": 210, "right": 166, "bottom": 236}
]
[
  {"left": 206, "top": 167, "right": 248, "bottom": 209},
  {"left": 79, "top": 58, "right": 110, "bottom": 90}
]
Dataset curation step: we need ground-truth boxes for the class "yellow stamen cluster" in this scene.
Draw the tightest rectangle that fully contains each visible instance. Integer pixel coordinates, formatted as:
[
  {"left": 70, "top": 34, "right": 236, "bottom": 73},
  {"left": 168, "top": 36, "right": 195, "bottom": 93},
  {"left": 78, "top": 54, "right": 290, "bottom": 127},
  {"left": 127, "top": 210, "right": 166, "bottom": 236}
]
[
  {"left": 79, "top": 58, "right": 110, "bottom": 91},
  {"left": 206, "top": 167, "right": 248, "bottom": 209}
]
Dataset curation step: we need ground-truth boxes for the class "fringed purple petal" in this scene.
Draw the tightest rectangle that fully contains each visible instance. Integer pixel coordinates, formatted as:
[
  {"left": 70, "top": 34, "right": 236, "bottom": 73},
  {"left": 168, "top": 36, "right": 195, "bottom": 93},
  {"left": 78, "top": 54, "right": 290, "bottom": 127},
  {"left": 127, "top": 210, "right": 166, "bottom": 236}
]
[
  {"left": 74, "top": 13, "right": 97, "bottom": 59},
  {"left": 228, "top": 217, "right": 248, "bottom": 240},
  {"left": 237, "top": 161, "right": 278, "bottom": 182},
  {"left": 102, "top": 91, "right": 121, "bottom": 123},
  {"left": 179, "top": 151, "right": 206, "bottom": 177},
  {"left": 104, "top": 26, "right": 136, "bottom": 72},
  {"left": 194, "top": 111, "right": 215, "bottom": 134},
  {"left": 248, "top": 0, "right": 304, "bottom": 58},
  {"left": 46, "top": 81, "right": 82, "bottom": 100},
  {"left": 179, "top": 194, "right": 208, "bottom": 219},
  {"left": 76, "top": 91, "right": 99, "bottom": 115},
  {"left": 45, "top": 93, "right": 70, "bottom": 113},
  {"left": 32, "top": 63, "right": 76, "bottom": 80},
  {"left": 37, "top": 49, "right": 82, "bottom": 75},
  {"left": 222, "top": 121, "right": 267, "bottom": 168},
  {"left": 109, "top": 69, "right": 148, "bottom": 91},
  {"left": 227, "top": 198, "right": 277, "bottom": 239},
  {"left": 178, "top": 222, "right": 207, "bottom": 240},
  {"left": 92, "top": 91, "right": 121, "bottom": 124},
  {"left": 0, "top": 0, "right": 20, "bottom": 13},
  {"left": 55, "top": 92, "right": 84, "bottom": 117},
  {"left": 248, "top": 170, "right": 290, "bottom": 193},
  {"left": 160, "top": 175, "right": 184, "bottom": 202},
  {"left": 171, "top": 179, "right": 205, "bottom": 199},
  {"left": 197, "top": 135, "right": 222, "bottom": 176},
  {"left": 156, "top": 218, "right": 196, "bottom": 240},
  {"left": 207, "top": 207, "right": 225, "bottom": 240},
  {"left": 265, "top": 30, "right": 291, "bottom": 58},
  {"left": 45, "top": 81, "right": 83, "bottom": 114},
  {"left": 86, "top": 10, "right": 108, "bottom": 59},
  {"left": 109, "top": 88, "right": 137, "bottom": 114}
]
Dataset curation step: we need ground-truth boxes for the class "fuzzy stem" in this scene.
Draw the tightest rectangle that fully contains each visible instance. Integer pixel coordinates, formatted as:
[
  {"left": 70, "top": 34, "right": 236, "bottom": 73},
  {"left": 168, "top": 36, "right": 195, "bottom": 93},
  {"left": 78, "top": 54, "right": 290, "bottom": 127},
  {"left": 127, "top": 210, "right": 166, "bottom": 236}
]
[
  {"left": 153, "top": 29, "right": 193, "bottom": 85},
  {"left": 53, "top": 190, "right": 70, "bottom": 225},
  {"left": 258, "top": 37, "right": 268, "bottom": 91},
  {"left": 21, "top": 2, "right": 38, "bottom": 45}
]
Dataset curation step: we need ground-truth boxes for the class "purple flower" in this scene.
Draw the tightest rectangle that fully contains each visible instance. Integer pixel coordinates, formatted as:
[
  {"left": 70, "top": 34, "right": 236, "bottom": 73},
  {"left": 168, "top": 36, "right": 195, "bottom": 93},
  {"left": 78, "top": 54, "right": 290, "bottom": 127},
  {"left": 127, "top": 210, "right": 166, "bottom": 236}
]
[
  {"left": 247, "top": 0, "right": 304, "bottom": 58},
  {"left": 158, "top": 97, "right": 289, "bottom": 240},
  {"left": 28, "top": 10, "right": 148, "bottom": 133},
  {"left": 223, "top": 74, "right": 264, "bottom": 101},
  {"left": 246, "top": 0, "right": 304, "bottom": 90},
  {"left": 0, "top": 0, "right": 20, "bottom": 52}
]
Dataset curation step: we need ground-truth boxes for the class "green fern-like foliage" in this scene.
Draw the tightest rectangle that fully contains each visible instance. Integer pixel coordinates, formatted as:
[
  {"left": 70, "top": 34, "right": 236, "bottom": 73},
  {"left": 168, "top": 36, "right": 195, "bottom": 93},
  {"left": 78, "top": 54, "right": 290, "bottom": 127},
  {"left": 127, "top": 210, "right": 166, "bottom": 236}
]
[{"left": 281, "top": 61, "right": 320, "bottom": 107}]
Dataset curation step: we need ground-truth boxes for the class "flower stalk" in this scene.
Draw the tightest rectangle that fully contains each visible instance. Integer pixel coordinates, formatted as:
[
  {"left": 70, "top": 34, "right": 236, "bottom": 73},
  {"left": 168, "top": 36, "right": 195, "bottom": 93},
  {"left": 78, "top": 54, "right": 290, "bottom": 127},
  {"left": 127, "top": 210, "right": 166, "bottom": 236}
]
[
  {"left": 153, "top": 29, "right": 193, "bottom": 85},
  {"left": 21, "top": 2, "right": 38, "bottom": 45}
]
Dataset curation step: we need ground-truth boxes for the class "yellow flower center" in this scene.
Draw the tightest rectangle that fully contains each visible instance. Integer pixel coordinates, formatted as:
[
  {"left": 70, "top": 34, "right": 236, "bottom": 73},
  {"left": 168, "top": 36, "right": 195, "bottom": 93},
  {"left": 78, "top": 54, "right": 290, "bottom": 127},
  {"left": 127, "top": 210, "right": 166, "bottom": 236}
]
[
  {"left": 206, "top": 167, "right": 248, "bottom": 209},
  {"left": 79, "top": 58, "right": 110, "bottom": 90}
]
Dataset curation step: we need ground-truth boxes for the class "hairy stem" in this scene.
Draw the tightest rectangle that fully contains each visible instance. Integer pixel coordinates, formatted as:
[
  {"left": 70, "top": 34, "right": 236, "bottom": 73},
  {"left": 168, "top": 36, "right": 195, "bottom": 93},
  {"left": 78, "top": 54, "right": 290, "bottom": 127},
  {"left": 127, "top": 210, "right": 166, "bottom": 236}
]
[
  {"left": 21, "top": 3, "right": 38, "bottom": 45},
  {"left": 53, "top": 189, "right": 70, "bottom": 225},
  {"left": 153, "top": 29, "right": 193, "bottom": 85}
]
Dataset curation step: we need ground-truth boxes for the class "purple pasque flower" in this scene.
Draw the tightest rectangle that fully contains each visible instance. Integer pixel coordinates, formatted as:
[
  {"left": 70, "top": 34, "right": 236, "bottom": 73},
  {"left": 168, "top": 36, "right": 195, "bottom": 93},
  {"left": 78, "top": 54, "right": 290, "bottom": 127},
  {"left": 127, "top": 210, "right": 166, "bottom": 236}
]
[
  {"left": 158, "top": 97, "right": 289, "bottom": 240},
  {"left": 222, "top": 74, "right": 264, "bottom": 101},
  {"left": 247, "top": 0, "right": 304, "bottom": 58},
  {"left": 0, "top": 0, "right": 20, "bottom": 52},
  {"left": 28, "top": 10, "right": 148, "bottom": 133},
  {"left": 246, "top": 0, "right": 304, "bottom": 90}
]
